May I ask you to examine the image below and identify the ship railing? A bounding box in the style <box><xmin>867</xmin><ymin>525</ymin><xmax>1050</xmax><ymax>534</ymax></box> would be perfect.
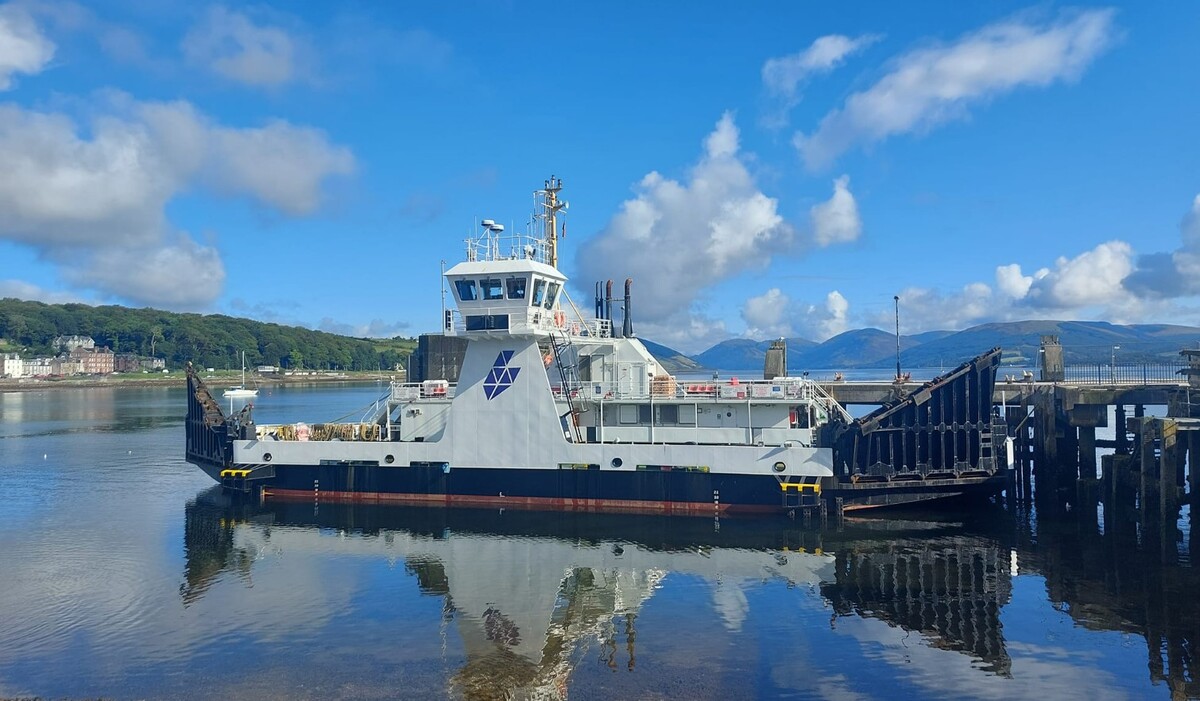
<box><xmin>465</xmin><ymin>231</ymin><xmax>549</xmax><ymax>265</ymax></box>
<box><xmin>390</xmin><ymin>381</ymin><xmax>458</xmax><ymax>402</ymax></box>
<box><xmin>551</xmin><ymin>376</ymin><xmax>850</xmax><ymax>409</ymax></box>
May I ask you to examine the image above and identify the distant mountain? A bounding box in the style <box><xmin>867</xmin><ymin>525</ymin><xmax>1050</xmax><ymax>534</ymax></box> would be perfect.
<box><xmin>640</xmin><ymin>339</ymin><xmax>699</xmax><ymax>374</ymax></box>
<box><xmin>793</xmin><ymin>328</ymin><xmax>927</xmax><ymax>370</ymax></box>
<box><xmin>901</xmin><ymin>321</ymin><xmax>1200</xmax><ymax>366</ymax></box>
<box><xmin>679</xmin><ymin>320</ymin><xmax>1200</xmax><ymax>372</ymax></box>
<box><xmin>693</xmin><ymin>337</ymin><xmax>817</xmax><ymax>372</ymax></box>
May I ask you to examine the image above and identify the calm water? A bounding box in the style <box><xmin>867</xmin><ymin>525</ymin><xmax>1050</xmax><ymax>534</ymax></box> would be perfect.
<box><xmin>1</xmin><ymin>384</ymin><xmax>1197</xmax><ymax>700</ymax></box>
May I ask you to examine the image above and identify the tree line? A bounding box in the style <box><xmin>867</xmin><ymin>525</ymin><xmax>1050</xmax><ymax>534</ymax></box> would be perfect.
<box><xmin>0</xmin><ymin>298</ymin><xmax>413</xmax><ymax>372</ymax></box>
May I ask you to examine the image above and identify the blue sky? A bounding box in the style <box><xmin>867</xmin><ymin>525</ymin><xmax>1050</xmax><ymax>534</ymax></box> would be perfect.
<box><xmin>0</xmin><ymin>2</ymin><xmax>1197</xmax><ymax>353</ymax></box>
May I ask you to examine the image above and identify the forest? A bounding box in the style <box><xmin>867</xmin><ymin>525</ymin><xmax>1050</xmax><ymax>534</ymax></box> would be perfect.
<box><xmin>0</xmin><ymin>298</ymin><xmax>414</xmax><ymax>372</ymax></box>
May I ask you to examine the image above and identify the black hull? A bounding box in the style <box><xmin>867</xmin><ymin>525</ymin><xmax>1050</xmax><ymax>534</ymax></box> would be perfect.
<box><xmin>218</xmin><ymin>462</ymin><xmax>812</xmax><ymax>515</ymax></box>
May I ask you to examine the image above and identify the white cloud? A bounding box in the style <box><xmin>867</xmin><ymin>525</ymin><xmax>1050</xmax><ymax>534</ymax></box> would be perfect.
<box><xmin>995</xmin><ymin>263</ymin><xmax>1035</xmax><ymax>299</ymax></box>
<box><xmin>1183</xmin><ymin>194</ymin><xmax>1200</xmax><ymax>248</ymax></box>
<box><xmin>883</xmin><ymin>283</ymin><xmax>995</xmax><ymax>333</ymax></box>
<box><xmin>207</xmin><ymin>119</ymin><xmax>355</xmax><ymax>215</ymax></box>
<box><xmin>742</xmin><ymin>289</ymin><xmax>850</xmax><ymax>342</ymax></box>
<box><xmin>64</xmin><ymin>236</ymin><xmax>225</xmax><ymax>309</ymax></box>
<box><xmin>1124</xmin><ymin>194</ymin><xmax>1200</xmax><ymax>298</ymax></box>
<box><xmin>1024</xmin><ymin>240</ymin><xmax>1132</xmax><ymax>308</ymax></box>
<box><xmin>0</xmin><ymin>104</ymin><xmax>176</xmax><ymax>247</ymax></box>
<box><xmin>742</xmin><ymin>288</ymin><xmax>793</xmax><ymax>338</ymax></box>
<box><xmin>0</xmin><ymin>279</ymin><xmax>84</xmax><ymax>304</ymax></box>
<box><xmin>856</xmin><ymin>241</ymin><xmax>1141</xmax><ymax>334</ymax></box>
<box><xmin>795</xmin><ymin>9</ymin><xmax>1116</xmax><ymax>169</ymax></box>
<box><xmin>575</xmin><ymin>112</ymin><xmax>796</xmax><ymax>351</ymax></box>
<box><xmin>762</xmin><ymin>34</ymin><xmax>879</xmax><ymax>127</ymax></box>
<box><xmin>820</xmin><ymin>290</ymin><xmax>850</xmax><ymax>339</ymax></box>
<box><xmin>182</xmin><ymin>6</ymin><xmax>301</xmax><ymax>87</ymax></box>
<box><xmin>0</xmin><ymin>3</ymin><xmax>54</xmax><ymax>90</ymax></box>
<box><xmin>810</xmin><ymin>175</ymin><xmax>862</xmax><ymax>246</ymax></box>
<box><xmin>763</xmin><ymin>34</ymin><xmax>880</xmax><ymax>97</ymax></box>
<box><xmin>317</xmin><ymin>317</ymin><xmax>411</xmax><ymax>338</ymax></box>
<box><xmin>0</xmin><ymin>99</ymin><xmax>354</xmax><ymax>307</ymax></box>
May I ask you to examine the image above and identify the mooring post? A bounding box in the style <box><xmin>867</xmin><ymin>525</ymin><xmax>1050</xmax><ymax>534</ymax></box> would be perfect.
<box><xmin>1138</xmin><ymin>418</ymin><xmax>1158</xmax><ymax>522</ymax></box>
<box><xmin>1190</xmin><ymin>432</ymin><xmax>1200</xmax><ymax>506</ymax></box>
<box><xmin>1078</xmin><ymin>426</ymin><xmax>1097</xmax><ymax>480</ymax></box>
<box><xmin>1115</xmin><ymin>404</ymin><xmax>1128</xmax><ymax>454</ymax></box>
<box><xmin>1160</xmin><ymin>419</ymin><xmax>1180</xmax><ymax>525</ymax></box>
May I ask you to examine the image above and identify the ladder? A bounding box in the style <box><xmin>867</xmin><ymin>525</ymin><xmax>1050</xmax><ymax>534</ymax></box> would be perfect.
<box><xmin>550</xmin><ymin>331</ymin><xmax>585</xmax><ymax>443</ymax></box>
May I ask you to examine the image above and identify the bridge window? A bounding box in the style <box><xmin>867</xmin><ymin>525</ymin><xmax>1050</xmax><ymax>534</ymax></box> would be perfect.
<box><xmin>481</xmin><ymin>278</ymin><xmax>504</xmax><ymax>300</ymax></box>
<box><xmin>465</xmin><ymin>314</ymin><xmax>510</xmax><ymax>331</ymax></box>
<box><xmin>506</xmin><ymin>276</ymin><xmax>527</xmax><ymax>299</ymax></box>
<box><xmin>531</xmin><ymin>279</ymin><xmax>547</xmax><ymax>307</ymax></box>
<box><xmin>455</xmin><ymin>279</ymin><xmax>478</xmax><ymax>302</ymax></box>
<box><xmin>543</xmin><ymin>281</ymin><xmax>561</xmax><ymax>310</ymax></box>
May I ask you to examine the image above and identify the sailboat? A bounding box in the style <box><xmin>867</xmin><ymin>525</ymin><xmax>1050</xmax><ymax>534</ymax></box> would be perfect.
<box><xmin>223</xmin><ymin>351</ymin><xmax>258</xmax><ymax>399</ymax></box>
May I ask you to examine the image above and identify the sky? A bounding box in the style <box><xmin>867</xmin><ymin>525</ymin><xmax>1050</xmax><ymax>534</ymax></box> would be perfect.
<box><xmin>0</xmin><ymin>1</ymin><xmax>1198</xmax><ymax>354</ymax></box>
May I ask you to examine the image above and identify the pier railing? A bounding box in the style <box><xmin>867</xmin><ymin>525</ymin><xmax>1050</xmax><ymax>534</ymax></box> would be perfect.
<box><xmin>1060</xmin><ymin>363</ymin><xmax>1185</xmax><ymax>385</ymax></box>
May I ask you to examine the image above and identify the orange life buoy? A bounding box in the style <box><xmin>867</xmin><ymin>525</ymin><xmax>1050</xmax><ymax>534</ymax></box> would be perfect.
<box><xmin>554</xmin><ymin>310</ymin><xmax>566</xmax><ymax>328</ymax></box>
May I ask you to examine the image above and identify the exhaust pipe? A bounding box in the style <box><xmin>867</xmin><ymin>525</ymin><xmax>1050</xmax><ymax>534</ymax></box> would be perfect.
<box><xmin>623</xmin><ymin>278</ymin><xmax>634</xmax><ymax>338</ymax></box>
<box><xmin>606</xmin><ymin>280</ymin><xmax>619</xmax><ymax>337</ymax></box>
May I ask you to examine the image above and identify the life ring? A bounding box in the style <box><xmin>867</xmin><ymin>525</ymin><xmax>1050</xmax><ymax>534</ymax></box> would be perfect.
<box><xmin>553</xmin><ymin>310</ymin><xmax>566</xmax><ymax>328</ymax></box>
<box><xmin>569</xmin><ymin>322</ymin><xmax>581</xmax><ymax>335</ymax></box>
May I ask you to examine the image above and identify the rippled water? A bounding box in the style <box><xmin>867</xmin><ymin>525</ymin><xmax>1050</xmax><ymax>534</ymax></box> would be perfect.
<box><xmin>0</xmin><ymin>384</ymin><xmax>1197</xmax><ymax>700</ymax></box>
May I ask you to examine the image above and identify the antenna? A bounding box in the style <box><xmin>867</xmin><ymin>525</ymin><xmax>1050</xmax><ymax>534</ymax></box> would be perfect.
<box><xmin>894</xmin><ymin>295</ymin><xmax>902</xmax><ymax>381</ymax></box>
<box><xmin>540</xmin><ymin>176</ymin><xmax>566</xmax><ymax>268</ymax></box>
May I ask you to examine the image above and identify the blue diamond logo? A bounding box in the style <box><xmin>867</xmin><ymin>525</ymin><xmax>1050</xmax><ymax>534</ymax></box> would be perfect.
<box><xmin>483</xmin><ymin>351</ymin><xmax>521</xmax><ymax>400</ymax></box>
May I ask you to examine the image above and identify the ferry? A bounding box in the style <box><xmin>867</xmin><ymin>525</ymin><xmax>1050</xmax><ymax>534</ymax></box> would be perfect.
<box><xmin>185</xmin><ymin>177</ymin><xmax>852</xmax><ymax>514</ymax></box>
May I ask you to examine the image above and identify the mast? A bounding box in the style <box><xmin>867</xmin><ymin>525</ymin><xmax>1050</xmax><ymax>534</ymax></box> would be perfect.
<box><xmin>541</xmin><ymin>176</ymin><xmax>566</xmax><ymax>268</ymax></box>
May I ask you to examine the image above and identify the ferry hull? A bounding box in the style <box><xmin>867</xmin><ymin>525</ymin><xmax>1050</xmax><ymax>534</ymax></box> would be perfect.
<box><xmin>221</xmin><ymin>463</ymin><xmax>811</xmax><ymax>515</ymax></box>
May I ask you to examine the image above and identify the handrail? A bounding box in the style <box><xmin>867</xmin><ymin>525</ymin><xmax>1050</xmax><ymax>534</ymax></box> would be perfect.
<box><xmin>389</xmin><ymin>376</ymin><xmax>852</xmax><ymax>406</ymax></box>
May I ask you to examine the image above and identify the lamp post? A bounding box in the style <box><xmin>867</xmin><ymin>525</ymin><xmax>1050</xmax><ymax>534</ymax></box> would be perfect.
<box><xmin>893</xmin><ymin>295</ymin><xmax>901</xmax><ymax>381</ymax></box>
<box><xmin>1111</xmin><ymin>345</ymin><xmax>1120</xmax><ymax>384</ymax></box>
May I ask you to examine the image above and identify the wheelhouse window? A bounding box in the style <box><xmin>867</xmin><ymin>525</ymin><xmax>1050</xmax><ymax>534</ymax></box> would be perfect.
<box><xmin>481</xmin><ymin>278</ymin><xmax>504</xmax><ymax>300</ymax></box>
<box><xmin>506</xmin><ymin>277</ymin><xmax>527</xmax><ymax>299</ymax></box>
<box><xmin>531</xmin><ymin>279</ymin><xmax>547</xmax><ymax>307</ymax></box>
<box><xmin>455</xmin><ymin>279</ymin><xmax>478</xmax><ymax>302</ymax></box>
<box><xmin>543</xmin><ymin>281</ymin><xmax>561</xmax><ymax>309</ymax></box>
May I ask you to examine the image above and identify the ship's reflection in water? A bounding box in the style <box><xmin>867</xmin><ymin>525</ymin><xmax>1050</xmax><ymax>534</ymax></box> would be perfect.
<box><xmin>175</xmin><ymin>491</ymin><xmax>1197</xmax><ymax>699</ymax></box>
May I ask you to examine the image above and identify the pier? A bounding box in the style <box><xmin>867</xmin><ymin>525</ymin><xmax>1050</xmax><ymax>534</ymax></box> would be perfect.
<box><xmin>820</xmin><ymin>336</ymin><xmax>1200</xmax><ymax>544</ymax></box>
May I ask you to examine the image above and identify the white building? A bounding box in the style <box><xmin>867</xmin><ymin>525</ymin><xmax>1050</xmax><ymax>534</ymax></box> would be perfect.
<box><xmin>2</xmin><ymin>353</ymin><xmax>22</xmax><ymax>378</ymax></box>
<box><xmin>54</xmin><ymin>335</ymin><xmax>95</xmax><ymax>352</ymax></box>
<box><xmin>23</xmin><ymin>357</ymin><xmax>53</xmax><ymax>377</ymax></box>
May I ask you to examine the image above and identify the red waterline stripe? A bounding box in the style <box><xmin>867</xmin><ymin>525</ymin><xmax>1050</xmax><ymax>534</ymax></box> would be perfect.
<box><xmin>262</xmin><ymin>488</ymin><xmax>783</xmax><ymax>515</ymax></box>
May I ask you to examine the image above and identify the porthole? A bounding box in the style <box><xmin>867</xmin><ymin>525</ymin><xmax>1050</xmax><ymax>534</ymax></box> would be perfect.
<box><xmin>773</xmin><ymin>461</ymin><xmax>786</xmax><ymax>473</ymax></box>
<box><xmin>263</xmin><ymin>453</ymin><xmax>273</xmax><ymax>462</ymax></box>
<box><xmin>385</xmin><ymin>454</ymin><xmax>395</xmax><ymax>464</ymax></box>
<box><xmin>611</xmin><ymin>457</ymin><xmax>623</xmax><ymax>468</ymax></box>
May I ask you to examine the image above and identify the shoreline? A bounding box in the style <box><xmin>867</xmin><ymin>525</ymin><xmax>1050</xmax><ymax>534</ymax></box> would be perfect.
<box><xmin>0</xmin><ymin>372</ymin><xmax>399</xmax><ymax>393</ymax></box>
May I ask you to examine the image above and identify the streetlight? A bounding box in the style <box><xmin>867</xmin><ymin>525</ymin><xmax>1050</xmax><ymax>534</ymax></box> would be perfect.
<box><xmin>1111</xmin><ymin>345</ymin><xmax>1120</xmax><ymax>384</ymax></box>
<box><xmin>893</xmin><ymin>295</ymin><xmax>901</xmax><ymax>381</ymax></box>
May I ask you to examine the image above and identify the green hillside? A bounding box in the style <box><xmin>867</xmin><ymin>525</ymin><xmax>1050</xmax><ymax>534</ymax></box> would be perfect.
<box><xmin>0</xmin><ymin>298</ymin><xmax>414</xmax><ymax>371</ymax></box>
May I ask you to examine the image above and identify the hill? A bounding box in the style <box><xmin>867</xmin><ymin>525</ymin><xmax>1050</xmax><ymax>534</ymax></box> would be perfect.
<box><xmin>900</xmin><ymin>321</ymin><xmax>1200</xmax><ymax>367</ymax></box>
<box><xmin>640</xmin><ymin>339</ymin><xmax>700</xmax><ymax>374</ymax></box>
<box><xmin>0</xmin><ymin>298</ymin><xmax>414</xmax><ymax>371</ymax></box>
<box><xmin>694</xmin><ymin>337</ymin><xmax>817</xmax><ymax>372</ymax></box>
<box><xmin>683</xmin><ymin>320</ymin><xmax>1200</xmax><ymax>371</ymax></box>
